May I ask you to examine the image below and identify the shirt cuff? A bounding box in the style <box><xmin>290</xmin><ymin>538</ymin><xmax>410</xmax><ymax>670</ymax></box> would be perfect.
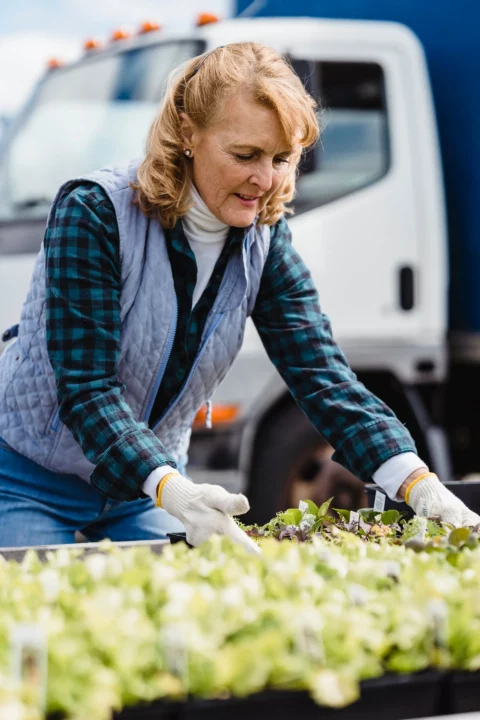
<box><xmin>142</xmin><ymin>465</ymin><xmax>179</xmax><ymax>504</ymax></box>
<box><xmin>372</xmin><ymin>452</ymin><xmax>428</xmax><ymax>501</ymax></box>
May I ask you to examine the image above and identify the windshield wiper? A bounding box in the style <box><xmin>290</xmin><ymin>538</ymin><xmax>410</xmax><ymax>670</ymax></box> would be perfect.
<box><xmin>13</xmin><ymin>196</ymin><xmax>52</xmax><ymax>211</ymax></box>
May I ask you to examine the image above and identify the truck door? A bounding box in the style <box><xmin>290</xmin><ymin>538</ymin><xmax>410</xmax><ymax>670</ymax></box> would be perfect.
<box><xmin>286</xmin><ymin>40</ymin><xmax>427</xmax><ymax>373</ymax></box>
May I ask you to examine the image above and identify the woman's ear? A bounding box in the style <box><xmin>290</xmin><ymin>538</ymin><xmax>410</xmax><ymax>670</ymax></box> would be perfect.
<box><xmin>179</xmin><ymin>112</ymin><xmax>196</xmax><ymax>152</ymax></box>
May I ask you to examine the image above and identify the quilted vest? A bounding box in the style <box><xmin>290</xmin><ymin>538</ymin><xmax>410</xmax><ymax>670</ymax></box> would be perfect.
<box><xmin>0</xmin><ymin>160</ymin><xmax>270</xmax><ymax>482</ymax></box>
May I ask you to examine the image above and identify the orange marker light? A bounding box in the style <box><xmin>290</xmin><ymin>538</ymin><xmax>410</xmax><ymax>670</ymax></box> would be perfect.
<box><xmin>196</xmin><ymin>13</ymin><xmax>220</xmax><ymax>26</ymax></box>
<box><xmin>83</xmin><ymin>38</ymin><xmax>102</xmax><ymax>51</ymax></box>
<box><xmin>47</xmin><ymin>58</ymin><xmax>64</xmax><ymax>70</ymax></box>
<box><xmin>110</xmin><ymin>28</ymin><xmax>130</xmax><ymax>42</ymax></box>
<box><xmin>193</xmin><ymin>403</ymin><xmax>239</xmax><ymax>429</ymax></box>
<box><xmin>139</xmin><ymin>20</ymin><xmax>161</xmax><ymax>34</ymax></box>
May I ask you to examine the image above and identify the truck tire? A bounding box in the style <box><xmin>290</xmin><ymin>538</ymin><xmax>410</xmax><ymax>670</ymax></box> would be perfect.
<box><xmin>245</xmin><ymin>401</ymin><xmax>365</xmax><ymax>525</ymax></box>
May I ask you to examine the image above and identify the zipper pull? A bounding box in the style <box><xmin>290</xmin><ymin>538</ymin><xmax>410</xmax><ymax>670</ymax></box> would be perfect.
<box><xmin>205</xmin><ymin>400</ymin><xmax>212</xmax><ymax>429</ymax></box>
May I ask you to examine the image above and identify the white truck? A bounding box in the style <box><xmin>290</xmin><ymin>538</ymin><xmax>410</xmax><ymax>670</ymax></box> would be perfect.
<box><xmin>0</xmin><ymin>16</ymin><xmax>450</xmax><ymax>522</ymax></box>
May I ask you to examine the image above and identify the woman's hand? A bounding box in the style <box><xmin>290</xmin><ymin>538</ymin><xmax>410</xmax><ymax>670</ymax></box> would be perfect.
<box><xmin>400</xmin><ymin>470</ymin><xmax>480</xmax><ymax>527</ymax></box>
<box><xmin>158</xmin><ymin>473</ymin><xmax>261</xmax><ymax>554</ymax></box>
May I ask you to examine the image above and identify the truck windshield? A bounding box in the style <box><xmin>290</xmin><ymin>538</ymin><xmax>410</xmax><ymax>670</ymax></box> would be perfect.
<box><xmin>0</xmin><ymin>40</ymin><xmax>202</xmax><ymax>220</ymax></box>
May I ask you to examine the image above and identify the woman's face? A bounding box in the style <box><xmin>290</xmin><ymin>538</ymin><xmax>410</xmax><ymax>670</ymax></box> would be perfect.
<box><xmin>183</xmin><ymin>92</ymin><xmax>294</xmax><ymax>227</ymax></box>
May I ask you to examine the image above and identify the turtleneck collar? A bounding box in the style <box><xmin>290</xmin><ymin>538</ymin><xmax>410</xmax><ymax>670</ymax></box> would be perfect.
<box><xmin>182</xmin><ymin>184</ymin><xmax>229</xmax><ymax>244</ymax></box>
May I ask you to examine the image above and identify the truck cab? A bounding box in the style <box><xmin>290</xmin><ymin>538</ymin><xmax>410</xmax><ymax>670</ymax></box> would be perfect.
<box><xmin>0</xmin><ymin>17</ymin><xmax>448</xmax><ymax>521</ymax></box>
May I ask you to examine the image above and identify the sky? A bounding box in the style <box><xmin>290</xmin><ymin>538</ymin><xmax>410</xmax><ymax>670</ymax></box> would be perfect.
<box><xmin>0</xmin><ymin>0</ymin><xmax>234</xmax><ymax>116</ymax></box>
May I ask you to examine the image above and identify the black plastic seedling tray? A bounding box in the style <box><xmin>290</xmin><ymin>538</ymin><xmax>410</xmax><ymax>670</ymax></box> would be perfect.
<box><xmin>113</xmin><ymin>700</ymin><xmax>179</xmax><ymax>719</ymax></box>
<box><xmin>447</xmin><ymin>671</ymin><xmax>480</xmax><ymax>714</ymax></box>
<box><xmin>18</xmin><ymin>536</ymin><xmax>480</xmax><ymax>720</ymax></box>
<box><xmin>180</xmin><ymin>672</ymin><xmax>445</xmax><ymax>720</ymax></box>
<box><xmin>76</xmin><ymin>671</ymin><xmax>444</xmax><ymax>720</ymax></box>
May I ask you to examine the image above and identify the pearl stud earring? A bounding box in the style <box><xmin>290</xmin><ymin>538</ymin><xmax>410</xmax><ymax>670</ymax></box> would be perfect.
<box><xmin>184</xmin><ymin>148</ymin><xmax>192</xmax><ymax>157</ymax></box>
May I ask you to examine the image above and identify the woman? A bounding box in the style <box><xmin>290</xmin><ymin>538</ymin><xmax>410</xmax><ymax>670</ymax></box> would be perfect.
<box><xmin>0</xmin><ymin>43</ymin><xmax>477</xmax><ymax>551</ymax></box>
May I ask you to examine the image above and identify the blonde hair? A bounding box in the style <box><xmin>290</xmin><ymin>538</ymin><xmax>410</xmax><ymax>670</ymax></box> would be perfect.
<box><xmin>133</xmin><ymin>42</ymin><xmax>319</xmax><ymax>228</ymax></box>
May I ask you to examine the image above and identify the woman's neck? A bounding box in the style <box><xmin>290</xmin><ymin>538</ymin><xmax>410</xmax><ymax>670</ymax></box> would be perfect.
<box><xmin>182</xmin><ymin>184</ymin><xmax>229</xmax><ymax>244</ymax></box>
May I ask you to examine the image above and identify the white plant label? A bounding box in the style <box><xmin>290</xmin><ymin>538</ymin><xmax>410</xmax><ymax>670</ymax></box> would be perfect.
<box><xmin>10</xmin><ymin>623</ymin><xmax>47</xmax><ymax>711</ymax></box>
<box><xmin>374</xmin><ymin>491</ymin><xmax>386</xmax><ymax>512</ymax></box>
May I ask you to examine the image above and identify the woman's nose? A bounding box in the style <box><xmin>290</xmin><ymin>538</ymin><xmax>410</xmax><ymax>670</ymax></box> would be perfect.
<box><xmin>249</xmin><ymin>160</ymin><xmax>274</xmax><ymax>192</ymax></box>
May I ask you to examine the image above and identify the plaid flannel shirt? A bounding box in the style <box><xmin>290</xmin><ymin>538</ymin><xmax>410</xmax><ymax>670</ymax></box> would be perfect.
<box><xmin>44</xmin><ymin>183</ymin><xmax>416</xmax><ymax>500</ymax></box>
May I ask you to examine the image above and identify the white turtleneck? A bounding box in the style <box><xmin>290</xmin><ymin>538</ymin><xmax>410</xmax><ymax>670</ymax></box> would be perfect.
<box><xmin>182</xmin><ymin>184</ymin><xmax>230</xmax><ymax>308</ymax></box>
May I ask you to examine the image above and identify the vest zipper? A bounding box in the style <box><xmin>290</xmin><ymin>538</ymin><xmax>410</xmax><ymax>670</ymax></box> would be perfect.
<box><xmin>153</xmin><ymin>312</ymin><xmax>224</xmax><ymax>433</ymax></box>
<box><xmin>143</xmin><ymin>299</ymin><xmax>179</xmax><ymax>423</ymax></box>
<box><xmin>51</xmin><ymin>409</ymin><xmax>61</xmax><ymax>432</ymax></box>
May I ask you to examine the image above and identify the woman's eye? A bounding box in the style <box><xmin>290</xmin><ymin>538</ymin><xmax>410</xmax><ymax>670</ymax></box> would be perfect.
<box><xmin>235</xmin><ymin>153</ymin><xmax>290</xmax><ymax>165</ymax></box>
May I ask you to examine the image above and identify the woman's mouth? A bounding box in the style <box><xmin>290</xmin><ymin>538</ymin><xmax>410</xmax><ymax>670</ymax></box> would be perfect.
<box><xmin>234</xmin><ymin>193</ymin><xmax>259</xmax><ymax>207</ymax></box>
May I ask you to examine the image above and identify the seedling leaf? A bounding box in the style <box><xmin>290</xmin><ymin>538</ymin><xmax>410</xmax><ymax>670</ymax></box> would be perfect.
<box><xmin>449</xmin><ymin>527</ymin><xmax>471</xmax><ymax>547</ymax></box>
<box><xmin>381</xmin><ymin>510</ymin><xmax>401</xmax><ymax>526</ymax></box>
<box><xmin>318</xmin><ymin>497</ymin><xmax>334</xmax><ymax>518</ymax></box>
<box><xmin>334</xmin><ymin>509</ymin><xmax>351</xmax><ymax>522</ymax></box>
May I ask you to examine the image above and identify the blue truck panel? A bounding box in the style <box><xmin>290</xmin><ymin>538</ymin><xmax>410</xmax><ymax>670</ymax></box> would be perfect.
<box><xmin>236</xmin><ymin>0</ymin><xmax>480</xmax><ymax>333</ymax></box>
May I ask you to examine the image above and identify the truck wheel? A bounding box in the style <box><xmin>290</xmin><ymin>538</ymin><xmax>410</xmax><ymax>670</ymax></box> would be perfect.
<box><xmin>245</xmin><ymin>401</ymin><xmax>365</xmax><ymax>525</ymax></box>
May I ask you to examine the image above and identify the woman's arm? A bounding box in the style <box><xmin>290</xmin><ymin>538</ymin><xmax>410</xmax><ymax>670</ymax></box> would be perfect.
<box><xmin>45</xmin><ymin>183</ymin><xmax>176</xmax><ymax>501</ymax></box>
<box><xmin>252</xmin><ymin>219</ymin><xmax>480</xmax><ymax>526</ymax></box>
<box><xmin>251</xmin><ymin>218</ymin><xmax>421</xmax><ymax>496</ymax></box>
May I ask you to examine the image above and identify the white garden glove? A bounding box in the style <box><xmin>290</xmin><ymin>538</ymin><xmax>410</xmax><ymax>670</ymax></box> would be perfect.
<box><xmin>406</xmin><ymin>473</ymin><xmax>480</xmax><ymax>528</ymax></box>
<box><xmin>158</xmin><ymin>472</ymin><xmax>261</xmax><ymax>555</ymax></box>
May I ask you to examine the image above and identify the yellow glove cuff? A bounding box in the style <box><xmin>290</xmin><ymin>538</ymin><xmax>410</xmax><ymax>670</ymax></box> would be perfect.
<box><xmin>155</xmin><ymin>472</ymin><xmax>179</xmax><ymax>508</ymax></box>
<box><xmin>404</xmin><ymin>472</ymin><xmax>437</xmax><ymax>505</ymax></box>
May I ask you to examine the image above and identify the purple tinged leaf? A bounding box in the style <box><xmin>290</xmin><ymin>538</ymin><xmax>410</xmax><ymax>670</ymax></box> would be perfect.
<box><xmin>278</xmin><ymin>525</ymin><xmax>298</xmax><ymax>541</ymax></box>
<box><xmin>359</xmin><ymin>519</ymin><xmax>372</xmax><ymax>535</ymax></box>
<box><xmin>346</xmin><ymin>514</ymin><xmax>359</xmax><ymax>533</ymax></box>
